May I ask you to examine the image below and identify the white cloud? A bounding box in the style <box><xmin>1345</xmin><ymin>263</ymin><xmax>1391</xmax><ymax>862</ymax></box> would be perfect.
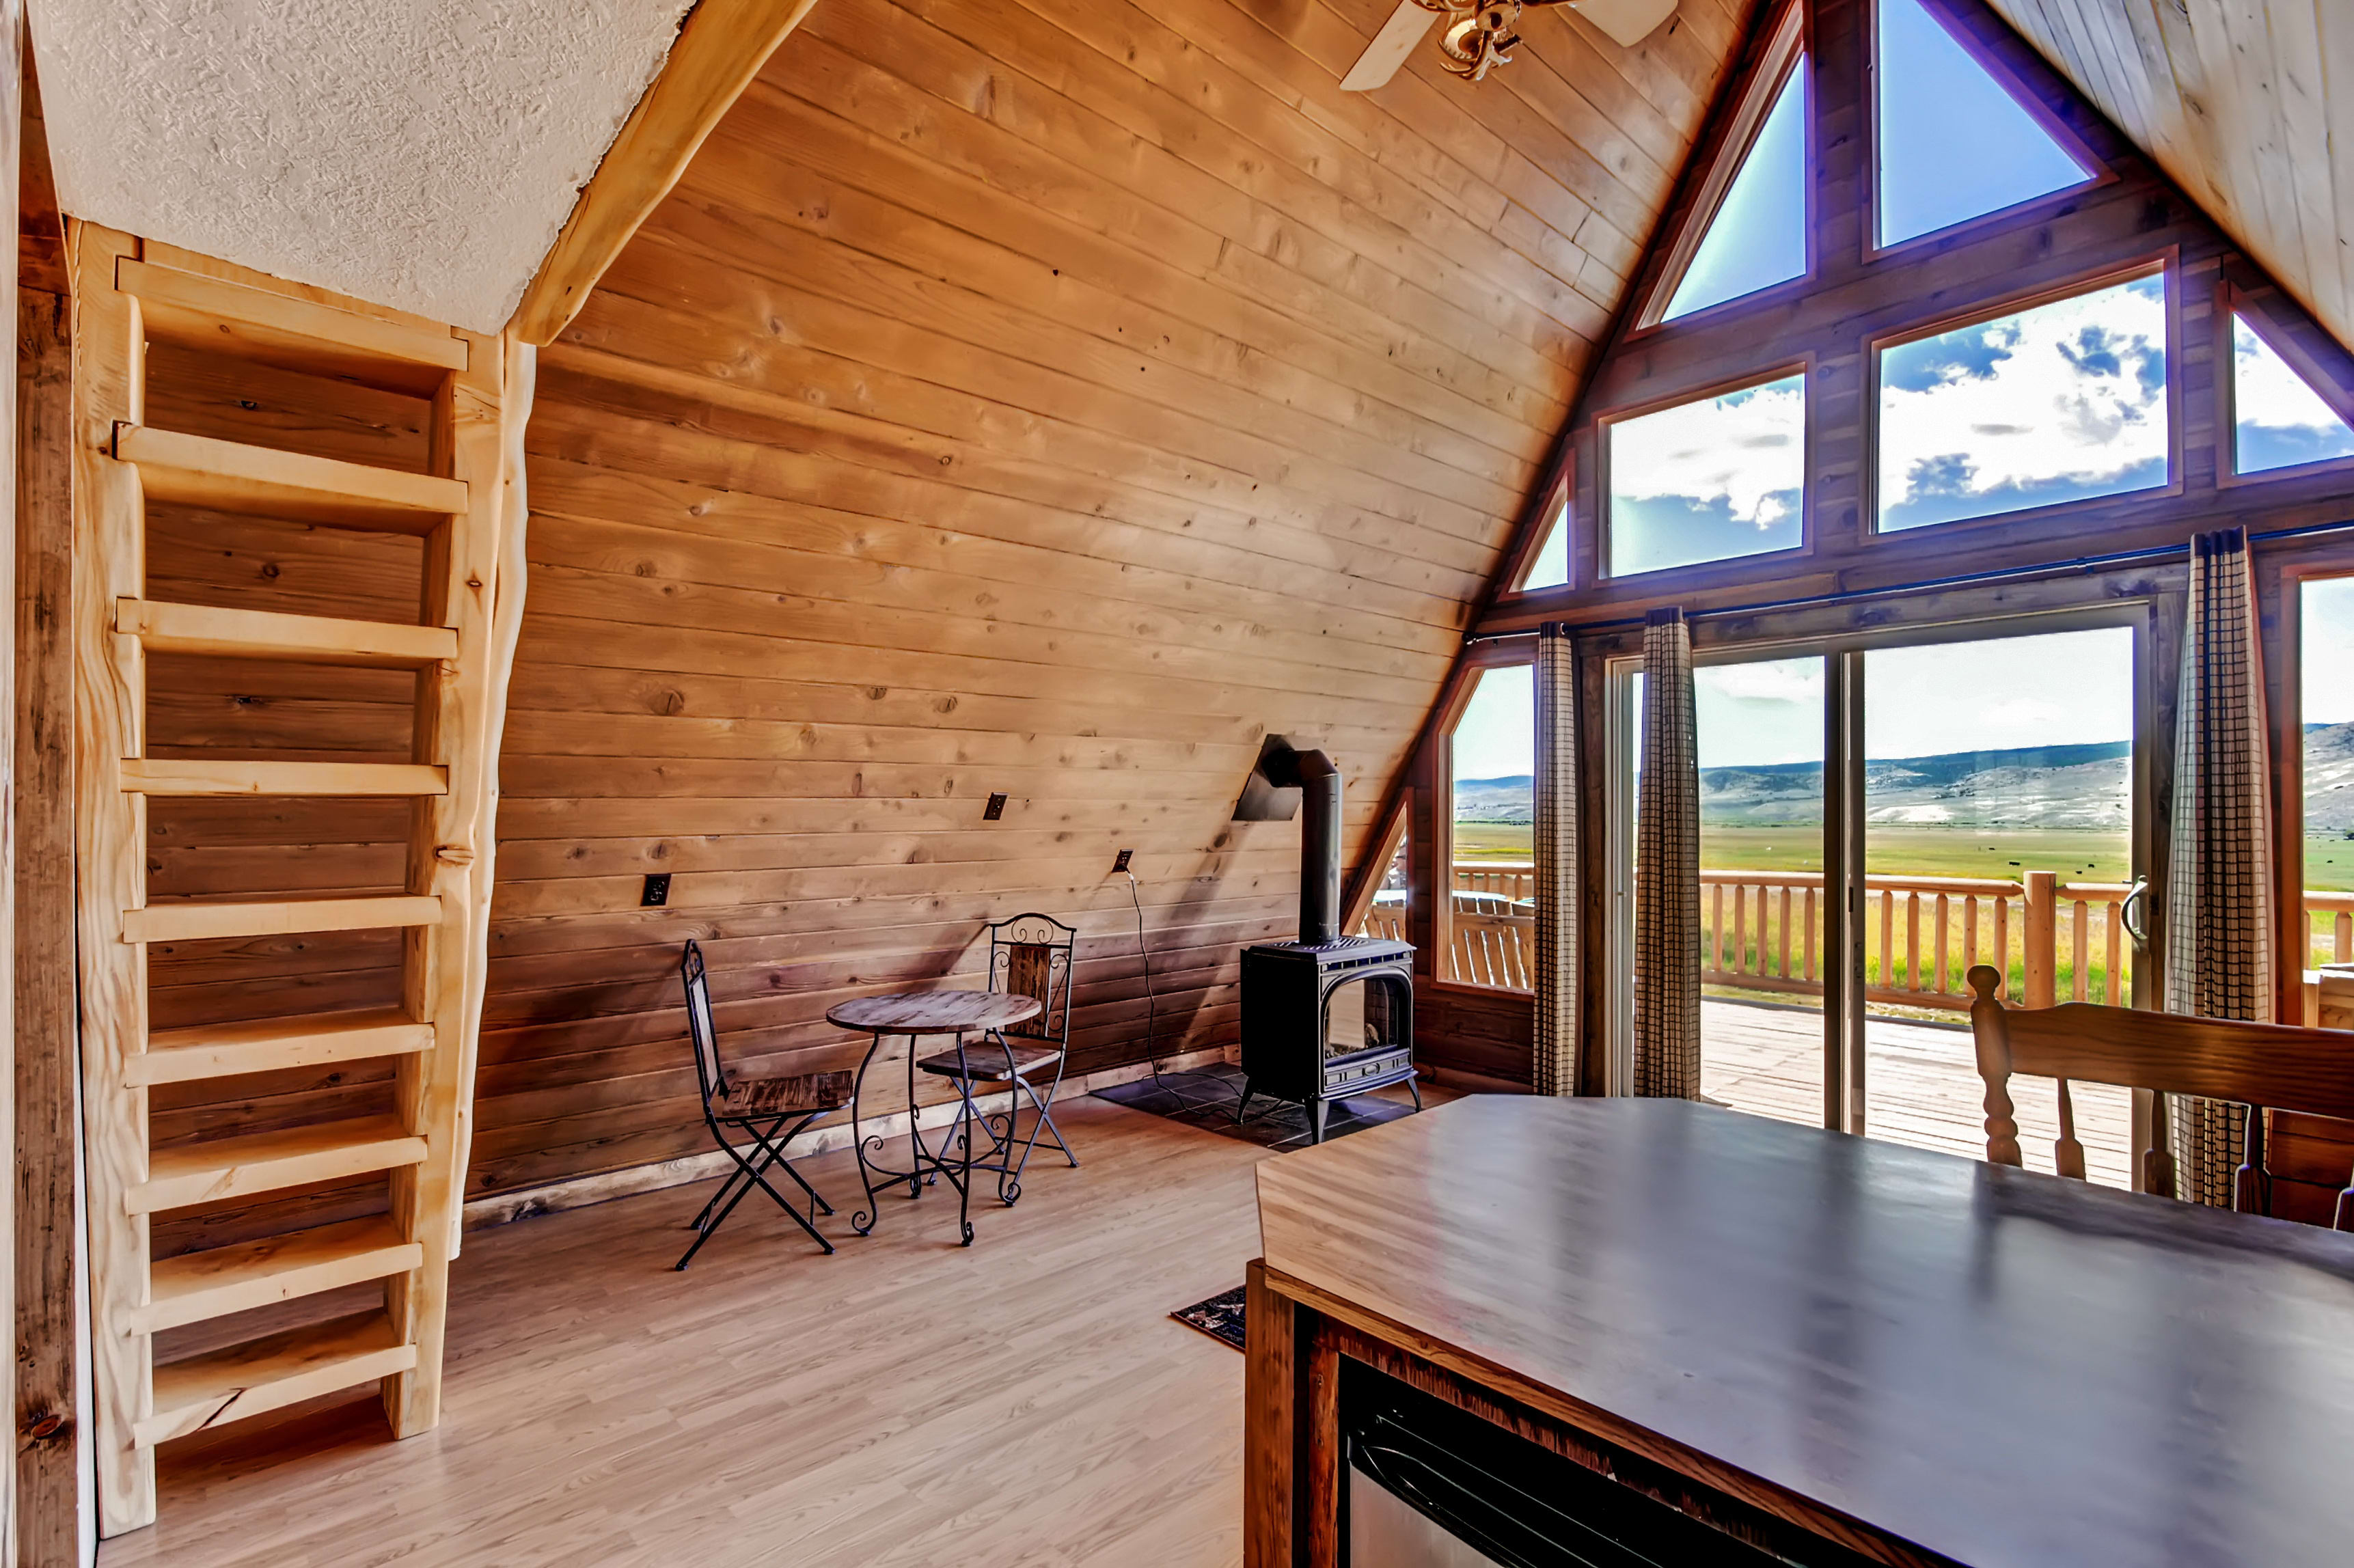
<box><xmin>1611</xmin><ymin>376</ymin><xmax>1805</xmax><ymax>529</ymax></box>
<box><xmin>1878</xmin><ymin>280</ymin><xmax>2165</xmax><ymax>511</ymax></box>
<box><xmin>2235</xmin><ymin>316</ymin><xmax>2348</xmax><ymax>434</ymax></box>
<box><xmin>1703</xmin><ymin>659</ymin><xmax>1823</xmax><ymax>704</ymax></box>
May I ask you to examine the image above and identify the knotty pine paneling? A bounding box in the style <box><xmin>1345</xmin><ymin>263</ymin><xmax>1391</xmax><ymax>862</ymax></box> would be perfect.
<box><xmin>1984</xmin><ymin>0</ymin><xmax>2354</xmax><ymax>361</ymax></box>
<box><xmin>462</xmin><ymin>0</ymin><xmax>1755</xmax><ymax>1196</ymax></box>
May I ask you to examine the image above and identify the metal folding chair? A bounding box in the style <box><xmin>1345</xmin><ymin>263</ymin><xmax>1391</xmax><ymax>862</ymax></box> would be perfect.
<box><xmin>676</xmin><ymin>939</ymin><xmax>854</xmax><ymax>1270</ymax></box>
<box><xmin>916</xmin><ymin>912</ymin><xmax>1080</xmax><ymax>1202</ymax></box>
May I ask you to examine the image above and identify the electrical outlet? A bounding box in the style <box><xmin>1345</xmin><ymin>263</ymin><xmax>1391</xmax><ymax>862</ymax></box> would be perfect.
<box><xmin>1112</xmin><ymin>849</ymin><xmax>1133</xmax><ymax>875</ymax></box>
<box><xmin>983</xmin><ymin>792</ymin><xmax>1007</xmax><ymax>821</ymax></box>
<box><xmin>641</xmin><ymin>873</ymin><xmax>672</xmax><ymax>907</ymax></box>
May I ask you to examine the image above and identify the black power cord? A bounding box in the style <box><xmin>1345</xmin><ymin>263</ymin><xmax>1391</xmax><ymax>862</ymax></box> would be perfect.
<box><xmin>1128</xmin><ymin>870</ymin><xmax>1232</xmax><ymax>1110</ymax></box>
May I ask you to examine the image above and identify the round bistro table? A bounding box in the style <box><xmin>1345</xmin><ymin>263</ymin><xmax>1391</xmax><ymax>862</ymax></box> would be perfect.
<box><xmin>825</xmin><ymin>989</ymin><xmax>1043</xmax><ymax>1246</ymax></box>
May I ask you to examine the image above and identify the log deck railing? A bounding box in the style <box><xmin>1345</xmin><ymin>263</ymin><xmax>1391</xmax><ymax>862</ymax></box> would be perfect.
<box><xmin>1364</xmin><ymin>863</ymin><xmax>2354</xmax><ymax>1007</ymax></box>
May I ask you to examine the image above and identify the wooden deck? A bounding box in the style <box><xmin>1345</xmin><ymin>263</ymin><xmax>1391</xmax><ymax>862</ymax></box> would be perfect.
<box><xmin>1701</xmin><ymin>1000</ymin><xmax>2135</xmax><ymax>1189</ymax></box>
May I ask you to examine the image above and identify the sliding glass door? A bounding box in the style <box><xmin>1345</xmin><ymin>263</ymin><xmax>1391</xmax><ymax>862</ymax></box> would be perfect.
<box><xmin>1861</xmin><ymin>627</ymin><xmax>2137</xmax><ymax>1183</ymax></box>
<box><xmin>1610</xmin><ymin>612</ymin><xmax>2148</xmax><ymax>1184</ymax></box>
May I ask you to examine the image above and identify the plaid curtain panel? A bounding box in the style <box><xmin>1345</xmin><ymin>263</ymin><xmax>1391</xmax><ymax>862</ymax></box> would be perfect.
<box><xmin>1636</xmin><ymin>609</ymin><xmax>1701</xmax><ymax>1099</ymax></box>
<box><xmin>1533</xmin><ymin>623</ymin><xmax>1579</xmax><ymax>1095</ymax></box>
<box><xmin>2164</xmin><ymin>527</ymin><xmax>2275</xmax><ymax>1205</ymax></box>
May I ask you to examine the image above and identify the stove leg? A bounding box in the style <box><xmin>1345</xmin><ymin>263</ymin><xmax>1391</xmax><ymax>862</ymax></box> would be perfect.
<box><xmin>1408</xmin><ymin>1074</ymin><xmax>1424</xmax><ymax>1112</ymax></box>
<box><xmin>1235</xmin><ymin>1079</ymin><xmax>1255</xmax><ymax>1125</ymax></box>
<box><xmin>1310</xmin><ymin>1098</ymin><xmax>1328</xmax><ymax>1144</ymax></box>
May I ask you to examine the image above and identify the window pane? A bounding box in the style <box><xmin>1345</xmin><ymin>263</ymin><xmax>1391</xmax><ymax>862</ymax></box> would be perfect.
<box><xmin>1864</xmin><ymin>627</ymin><xmax>2135</xmax><ymax>1183</ymax></box>
<box><xmin>1519</xmin><ymin>495</ymin><xmax>1569</xmax><ymax>590</ymax></box>
<box><xmin>1876</xmin><ymin>274</ymin><xmax>2167</xmax><ymax>533</ymax></box>
<box><xmin>1875</xmin><ymin>0</ymin><xmax>2092</xmax><ymax>246</ymax></box>
<box><xmin>2302</xmin><ymin>578</ymin><xmax>2354</xmax><ymax>970</ymax></box>
<box><xmin>2234</xmin><ymin>315</ymin><xmax>2354</xmax><ymax>475</ymax></box>
<box><xmin>1358</xmin><ymin>818</ymin><xmax>1411</xmax><ymax>941</ymax></box>
<box><xmin>1663</xmin><ymin>61</ymin><xmax>1807</xmax><ymax>321</ymax></box>
<box><xmin>1448</xmin><ymin>665</ymin><xmax>1534</xmax><ymax>989</ymax></box>
<box><xmin>1693</xmin><ymin>657</ymin><xmax>1826</xmax><ymax>1129</ymax></box>
<box><xmin>1607</xmin><ymin>374</ymin><xmax>1805</xmax><ymax>577</ymax></box>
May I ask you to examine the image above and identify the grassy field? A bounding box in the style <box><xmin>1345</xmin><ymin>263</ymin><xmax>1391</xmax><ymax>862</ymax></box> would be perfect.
<box><xmin>1454</xmin><ymin>823</ymin><xmax>2137</xmax><ymax>880</ymax></box>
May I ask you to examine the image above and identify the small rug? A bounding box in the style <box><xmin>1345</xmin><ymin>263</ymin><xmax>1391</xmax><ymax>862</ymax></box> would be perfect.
<box><xmin>1171</xmin><ymin>1285</ymin><xmax>1246</xmax><ymax>1351</ymax></box>
<box><xmin>1095</xmin><ymin>1061</ymin><xmax>1417</xmax><ymax>1150</ymax></box>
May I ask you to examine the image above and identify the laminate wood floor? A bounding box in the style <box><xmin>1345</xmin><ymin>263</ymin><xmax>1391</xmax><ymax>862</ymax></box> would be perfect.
<box><xmin>99</xmin><ymin>1097</ymin><xmax>1271</xmax><ymax>1568</ymax></box>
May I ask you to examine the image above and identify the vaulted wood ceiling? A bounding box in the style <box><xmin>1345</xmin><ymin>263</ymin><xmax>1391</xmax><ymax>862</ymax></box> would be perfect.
<box><xmin>1985</xmin><ymin>0</ymin><xmax>2354</xmax><ymax>357</ymax></box>
<box><xmin>465</xmin><ymin>0</ymin><xmax>1762</xmax><ymax>1191</ymax></box>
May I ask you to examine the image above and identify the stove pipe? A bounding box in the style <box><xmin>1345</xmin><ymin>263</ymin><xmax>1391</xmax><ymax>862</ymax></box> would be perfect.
<box><xmin>1269</xmin><ymin>746</ymin><xmax>1342</xmax><ymax>944</ymax></box>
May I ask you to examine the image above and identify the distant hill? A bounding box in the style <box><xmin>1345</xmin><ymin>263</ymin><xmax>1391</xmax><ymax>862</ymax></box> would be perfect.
<box><xmin>1453</xmin><ymin>722</ymin><xmax>2354</xmax><ymax>832</ymax></box>
<box><xmin>2309</xmin><ymin>721</ymin><xmax>2354</xmax><ymax>832</ymax></box>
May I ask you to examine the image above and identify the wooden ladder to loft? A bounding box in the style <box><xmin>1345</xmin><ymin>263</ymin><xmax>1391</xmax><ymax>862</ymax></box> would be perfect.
<box><xmin>70</xmin><ymin>223</ymin><xmax>515</xmax><ymax>1535</ymax></box>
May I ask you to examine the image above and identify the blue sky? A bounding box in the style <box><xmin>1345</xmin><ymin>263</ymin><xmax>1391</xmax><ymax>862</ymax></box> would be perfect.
<box><xmin>1610</xmin><ymin>375</ymin><xmax>1805</xmax><ymax>576</ymax></box>
<box><xmin>1876</xmin><ymin>0</ymin><xmax>2091</xmax><ymax>245</ymax></box>
<box><xmin>1877</xmin><ymin>275</ymin><xmax>2169</xmax><ymax>530</ymax></box>
<box><xmin>1663</xmin><ymin>61</ymin><xmax>1806</xmax><ymax>321</ymax></box>
<box><xmin>2234</xmin><ymin>316</ymin><xmax>2354</xmax><ymax>475</ymax></box>
<box><xmin>2309</xmin><ymin>579</ymin><xmax>2354</xmax><ymax>727</ymax></box>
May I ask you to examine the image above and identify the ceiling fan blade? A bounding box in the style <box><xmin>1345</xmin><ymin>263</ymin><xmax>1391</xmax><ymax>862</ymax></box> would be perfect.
<box><xmin>1341</xmin><ymin>0</ymin><xmax>1438</xmax><ymax>92</ymax></box>
<box><xmin>1568</xmin><ymin>0</ymin><xmax>1678</xmax><ymax>48</ymax></box>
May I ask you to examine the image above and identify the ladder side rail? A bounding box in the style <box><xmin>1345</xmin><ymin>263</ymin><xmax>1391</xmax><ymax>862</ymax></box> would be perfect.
<box><xmin>383</xmin><ymin>329</ymin><xmax>502</xmax><ymax>1436</ymax></box>
<box><xmin>68</xmin><ymin>221</ymin><xmax>156</xmax><ymax>1537</ymax></box>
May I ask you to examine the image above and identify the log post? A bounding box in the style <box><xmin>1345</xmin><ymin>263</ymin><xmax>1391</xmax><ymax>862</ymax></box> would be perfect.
<box><xmin>2023</xmin><ymin>871</ymin><xmax>2057</xmax><ymax>1009</ymax></box>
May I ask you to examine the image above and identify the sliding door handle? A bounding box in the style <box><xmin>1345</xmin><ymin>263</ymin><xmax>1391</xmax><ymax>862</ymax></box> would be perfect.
<box><xmin>2120</xmin><ymin>877</ymin><xmax>2151</xmax><ymax>948</ymax></box>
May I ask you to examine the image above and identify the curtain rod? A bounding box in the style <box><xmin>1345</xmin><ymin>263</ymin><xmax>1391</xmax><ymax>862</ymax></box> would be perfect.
<box><xmin>1460</xmin><ymin>514</ymin><xmax>2354</xmax><ymax>646</ymax></box>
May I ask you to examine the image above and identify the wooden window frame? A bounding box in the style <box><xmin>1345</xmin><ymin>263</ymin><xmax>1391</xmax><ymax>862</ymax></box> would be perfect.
<box><xmin>1492</xmin><ymin>462</ymin><xmax>1575</xmax><ymax>600</ymax></box>
<box><xmin>1862</xmin><ymin>253</ymin><xmax>2180</xmax><ymax>545</ymax></box>
<box><xmin>2215</xmin><ymin>281</ymin><xmax>2354</xmax><ymax>493</ymax></box>
<box><xmin>1629</xmin><ymin>0</ymin><xmax>1812</xmax><ymax>338</ymax></box>
<box><xmin>1432</xmin><ymin>644</ymin><xmax>1538</xmax><ymax>995</ymax></box>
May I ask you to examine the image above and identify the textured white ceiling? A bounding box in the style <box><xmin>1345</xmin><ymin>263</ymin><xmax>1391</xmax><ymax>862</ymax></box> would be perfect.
<box><xmin>31</xmin><ymin>0</ymin><xmax>696</xmax><ymax>331</ymax></box>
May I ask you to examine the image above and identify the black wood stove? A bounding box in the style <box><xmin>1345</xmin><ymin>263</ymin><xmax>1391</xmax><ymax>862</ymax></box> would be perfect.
<box><xmin>1234</xmin><ymin>739</ymin><xmax>1418</xmax><ymax>1142</ymax></box>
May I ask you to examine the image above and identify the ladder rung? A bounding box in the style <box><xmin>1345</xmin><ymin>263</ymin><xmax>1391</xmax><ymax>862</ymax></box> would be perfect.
<box><xmin>117</xmin><ymin>598</ymin><xmax>457</xmax><ymax>667</ymax></box>
<box><xmin>139</xmin><ymin>1310</ymin><xmax>415</xmax><ymax>1448</ymax></box>
<box><xmin>129</xmin><ymin>1115</ymin><xmax>427</xmax><ymax>1215</ymax></box>
<box><xmin>123</xmin><ymin>894</ymin><xmax>441</xmax><ymax>944</ymax></box>
<box><xmin>128</xmin><ymin>1218</ymin><xmax>422</xmax><ymax>1336</ymax></box>
<box><xmin>119</xmin><ymin>257</ymin><xmax>466</xmax><ymax>393</ymax></box>
<box><xmin>114</xmin><ymin>424</ymin><xmax>467</xmax><ymax>532</ymax></box>
<box><xmin>131</xmin><ymin>1006</ymin><xmax>435</xmax><ymax>1086</ymax></box>
<box><xmin>120</xmin><ymin>759</ymin><xmax>448</xmax><ymax>798</ymax></box>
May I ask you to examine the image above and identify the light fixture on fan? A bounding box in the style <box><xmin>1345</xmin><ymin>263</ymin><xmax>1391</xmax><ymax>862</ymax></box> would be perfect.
<box><xmin>1339</xmin><ymin>0</ymin><xmax>1678</xmax><ymax>90</ymax></box>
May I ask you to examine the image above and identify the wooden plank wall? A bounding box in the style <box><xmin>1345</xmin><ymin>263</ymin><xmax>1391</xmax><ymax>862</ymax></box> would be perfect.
<box><xmin>475</xmin><ymin>0</ymin><xmax>1756</xmax><ymax>1194</ymax></box>
<box><xmin>136</xmin><ymin>0</ymin><xmax>1757</xmax><ymax>1210</ymax></box>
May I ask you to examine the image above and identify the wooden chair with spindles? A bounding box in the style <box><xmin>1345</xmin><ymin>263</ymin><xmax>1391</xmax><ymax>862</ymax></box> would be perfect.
<box><xmin>1965</xmin><ymin>965</ymin><xmax>2354</xmax><ymax>1227</ymax></box>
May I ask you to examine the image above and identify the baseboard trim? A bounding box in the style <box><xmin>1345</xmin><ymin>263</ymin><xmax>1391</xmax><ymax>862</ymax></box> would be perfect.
<box><xmin>460</xmin><ymin>1045</ymin><xmax>1239</xmax><ymax>1233</ymax></box>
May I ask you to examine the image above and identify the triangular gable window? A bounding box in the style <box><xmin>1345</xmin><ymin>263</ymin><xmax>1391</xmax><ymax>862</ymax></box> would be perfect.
<box><xmin>1658</xmin><ymin>59</ymin><xmax>1808</xmax><ymax>322</ymax></box>
<box><xmin>1874</xmin><ymin>0</ymin><xmax>2094</xmax><ymax>247</ymax></box>
<box><xmin>2233</xmin><ymin>314</ymin><xmax>2354</xmax><ymax>476</ymax></box>
<box><xmin>1517</xmin><ymin>494</ymin><xmax>1570</xmax><ymax>590</ymax></box>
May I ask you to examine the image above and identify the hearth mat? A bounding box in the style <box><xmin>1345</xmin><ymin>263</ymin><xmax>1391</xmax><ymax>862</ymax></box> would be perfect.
<box><xmin>1171</xmin><ymin>1286</ymin><xmax>1246</xmax><ymax>1351</ymax></box>
<box><xmin>1093</xmin><ymin>1062</ymin><xmax>1415</xmax><ymax>1150</ymax></box>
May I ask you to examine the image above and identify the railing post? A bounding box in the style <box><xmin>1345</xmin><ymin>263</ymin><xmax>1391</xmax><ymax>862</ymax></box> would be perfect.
<box><xmin>2024</xmin><ymin>870</ymin><xmax>2057</xmax><ymax>1009</ymax></box>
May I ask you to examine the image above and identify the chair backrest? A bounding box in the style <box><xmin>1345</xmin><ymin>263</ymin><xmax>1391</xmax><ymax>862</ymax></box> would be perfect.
<box><xmin>988</xmin><ymin>912</ymin><xmax>1077</xmax><ymax>1044</ymax></box>
<box><xmin>1965</xmin><ymin>964</ymin><xmax>2354</xmax><ymax>1217</ymax></box>
<box><xmin>680</xmin><ymin>939</ymin><xmax>727</xmax><ymax>1100</ymax></box>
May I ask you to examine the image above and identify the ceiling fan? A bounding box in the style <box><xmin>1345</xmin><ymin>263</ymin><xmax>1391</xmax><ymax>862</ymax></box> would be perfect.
<box><xmin>1340</xmin><ymin>0</ymin><xmax>1678</xmax><ymax>88</ymax></box>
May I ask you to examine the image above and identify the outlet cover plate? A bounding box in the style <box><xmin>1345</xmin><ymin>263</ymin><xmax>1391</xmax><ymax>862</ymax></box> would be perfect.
<box><xmin>641</xmin><ymin>872</ymin><xmax>672</xmax><ymax>907</ymax></box>
<box><xmin>1112</xmin><ymin>849</ymin><xmax>1133</xmax><ymax>874</ymax></box>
